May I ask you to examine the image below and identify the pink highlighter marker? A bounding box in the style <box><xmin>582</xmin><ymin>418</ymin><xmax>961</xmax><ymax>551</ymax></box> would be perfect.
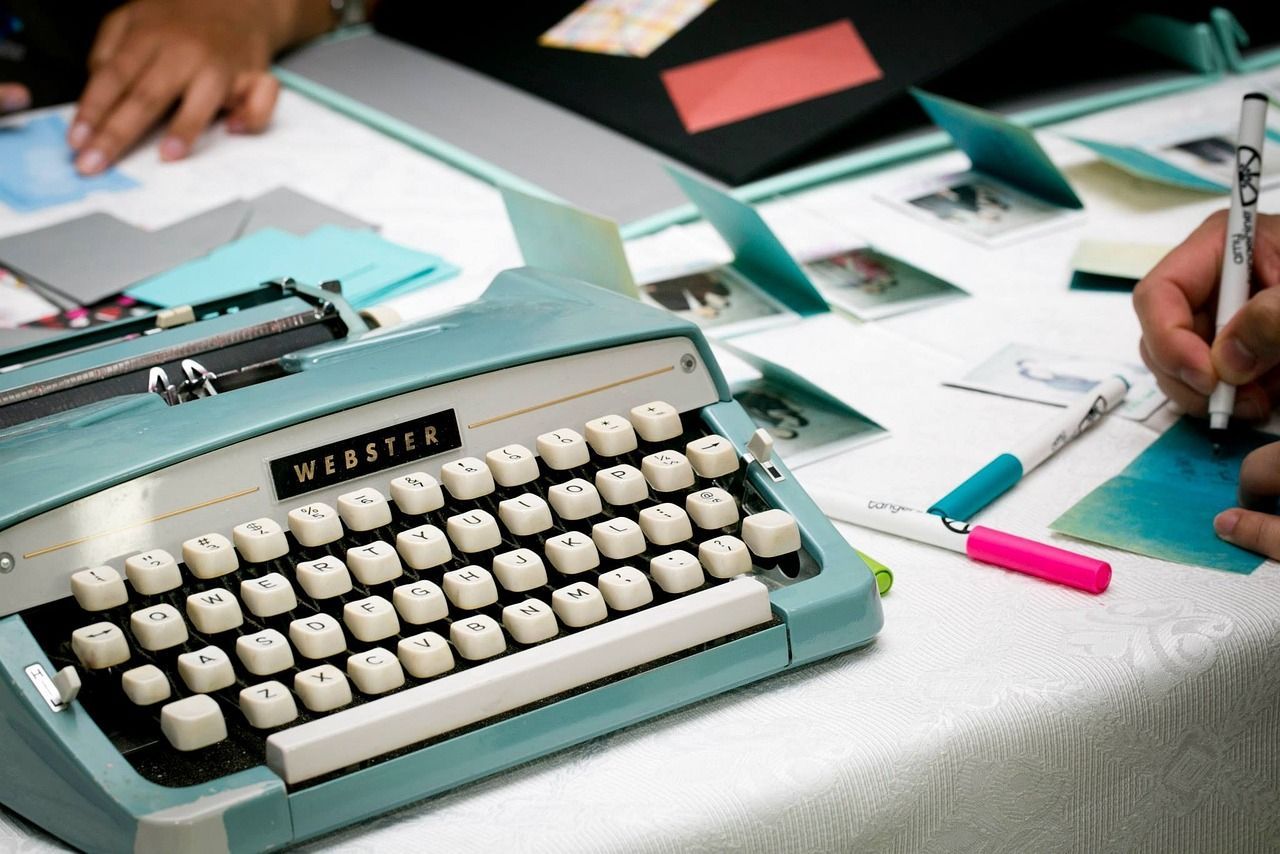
<box><xmin>808</xmin><ymin>486</ymin><xmax>1111</xmax><ymax>594</ymax></box>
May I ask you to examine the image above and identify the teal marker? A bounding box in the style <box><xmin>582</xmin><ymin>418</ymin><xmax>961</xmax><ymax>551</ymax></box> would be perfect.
<box><xmin>930</xmin><ymin>375</ymin><xmax>1129</xmax><ymax>520</ymax></box>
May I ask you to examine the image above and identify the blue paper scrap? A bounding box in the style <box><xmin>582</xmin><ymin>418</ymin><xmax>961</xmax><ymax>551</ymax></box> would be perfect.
<box><xmin>0</xmin><ymin>114</ymin><xmax>136</xmax><ymax>212</ymax></box>
<box><xmin>1052</xmin><ymin>418</ymin><xmax>1275</xmax><ymax>574</ymax></box>
<box><xmin>127</xmin><ymin>226</ymin><xmax>458</xmax><ymax>309</ymax></box>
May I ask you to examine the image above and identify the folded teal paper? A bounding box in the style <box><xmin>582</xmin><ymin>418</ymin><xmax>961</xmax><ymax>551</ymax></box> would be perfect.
<box><xmin>500</xmin><ymin>185</ymin><xmax>638</xmax><ymax>298</ymax></box>
<box><xmin>912</xmin><ymin>90</ymin><xmax>1084</xmax><ymax>210</ymax></box>
<box><xmin>665</xmin><ymin>168</ymin><xmax>828</xmax><ymax>316</ymax></box>
<box><xmin>1211</xmin><ymin>7</ymin><xmax>1280</xmax><ymax>73</ymax></box>
<box><xmin>1052</xmin><ymin>418</ymin><xmax>1274</xmax><ymax>573</ymax></box>
<box><xmin>127</xmin><ymin>227</ymin><xmax>456</xmax><ymax>308</ymax></box>
<box><xmin>0</xmin><ymin>115</ymin><xmax>137</xmax><ymax>212</ymax></box>
<box><xmin>1070</xmin><ymin>137</ymin><xmax>1228</xmax><ymax>193</ymax></box>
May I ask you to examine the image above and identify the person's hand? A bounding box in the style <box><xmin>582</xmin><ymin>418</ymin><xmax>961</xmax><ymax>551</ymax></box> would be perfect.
<box><xmin>1214</xmin><ymin>441</ymin><xmax>1280</xmax><ymax>558</ymax></box>
<box><xmin>68</xmin><ymin>0</ymin><xmax>335</xmax><ymax>174</ymax></box>
<box><xmin>1134</xmin><ymin>210</ymin><xmax>1280</xmax><ymax>420</ymax></box>
<box><xmin>0</xmin><ymin>83</ymin><xmax>30</xmax><ymax>114</ymax></box>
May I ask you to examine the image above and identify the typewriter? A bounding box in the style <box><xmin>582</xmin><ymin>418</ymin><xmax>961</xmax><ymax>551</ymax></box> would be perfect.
<box><xmin>0</xmin><ymin>269</ymin><xmax>884</xmax><ymax>853</ymax></box>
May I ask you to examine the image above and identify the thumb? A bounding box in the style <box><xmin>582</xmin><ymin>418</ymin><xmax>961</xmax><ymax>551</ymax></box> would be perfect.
<box><xmin>1211</xmin><ymin>286</ymin><xmax>1280</xmax><ymax>385</ymax></box>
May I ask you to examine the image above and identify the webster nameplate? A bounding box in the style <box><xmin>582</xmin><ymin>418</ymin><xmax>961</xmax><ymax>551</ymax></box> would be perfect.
<box><xmin>269</xmin><ymin>409</ymin><xmax>462</xmax><ymax>500</ymax></box>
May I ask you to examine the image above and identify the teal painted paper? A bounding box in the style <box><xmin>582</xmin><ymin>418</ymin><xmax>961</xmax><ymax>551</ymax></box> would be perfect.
<box><xmin>1052</xmin><ymin>418</ymin><xmax>1274</xmax><ymax>573</ymax></box>
<box><xmin>911</xmin><ymin>90</ymin><xmax>1084</xmax><ymax>209</ymax></box>
<box><xmin>1211</xmin><ymin>7</ymin><xmax>1280</xmax><ymax>73</ymax></box>
<box><xmin>1070</xmin><ymin>137</ymin><xmax>1228</xmax><ymax>194</ymax></box>
<box><xmin>665</xmin><ymin>167</ymin><xmax>828</xmax><ymax>316</ymax></box>
<box><xmin>500</xmin><ymin>185</ymin><xmax>638</xmax><ymax>298</ymax></box>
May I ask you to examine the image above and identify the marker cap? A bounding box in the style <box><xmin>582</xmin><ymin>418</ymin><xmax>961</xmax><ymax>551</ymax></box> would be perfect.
<box><xmin>966</xmin><ymin>526</ymin><xmax>1111</xmax><ymax>593</ymax></box>
<box><xmin>929</xmin><ymin>453</ymin><xmax>1023</xmax><ymax>521</ymax></box>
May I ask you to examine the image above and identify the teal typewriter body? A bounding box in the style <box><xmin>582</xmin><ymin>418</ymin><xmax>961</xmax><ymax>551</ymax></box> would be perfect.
<box><xmin>0</xmin><ymin>269</ymin><xmax>883</xmax><ymax>853</ymax></box>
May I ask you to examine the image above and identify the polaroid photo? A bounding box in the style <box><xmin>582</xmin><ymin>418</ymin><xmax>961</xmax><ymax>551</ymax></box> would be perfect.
<box><xmin>1146</xmin><ymin>120</ymin><xmax>1280</xmax><ymax>191</ymax></box>
<box><xmin>881</xmin><ymin>171</ymin><xmax>1080</xmax><ymax>247</ymax></box>
<box><xmin>946</xmin><ymin>342</ymin><xmax>1166</xmax><ymax>421</ymax></box>
<box><xmin>638</xmin><ymin>266</ymin><xmax>795</xmax><ymax>337</ymax></box>
<box><xmin>731</xmin><ymin>376</ymin><xmax>886</xmax><ymax>468</ymax></box>
<box><xmin>803</xmin><ymin>247</ymin><xmax>966</xmax><ymax>320</ymax></box>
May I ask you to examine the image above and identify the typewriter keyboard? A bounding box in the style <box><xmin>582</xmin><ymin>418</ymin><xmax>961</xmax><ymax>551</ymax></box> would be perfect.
<box><xmin>28</xmin><ymin>402</ymin><xmax>814</xmax><ymax>787</ymax></box>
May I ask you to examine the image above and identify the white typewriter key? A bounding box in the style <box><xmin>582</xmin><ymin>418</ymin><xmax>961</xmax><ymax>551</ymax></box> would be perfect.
<box><xmin>70</xmin><ymin>566</ymin><xmax>128</xmax><ymax>612</ymax></box>
<box><xmin>240</xmin><ymin>572</ymin><xmax>298</xmax><ymax>618</ymax></box>
<box><xmin>239</xmin><ymin>681</ymin><xmax>298</xmax><ymax>729</ymax></box>
<box><xmin>289</xmin><ymin>613</ymin><xmax>347</xmax><ymax>659</ymax></box>
<box><xmin>442</xmin><ymin>566</ymin><xmax>499</xmax><ymax>610</ymax></box>
<box><xmin>121</xmin><ymin>664</ymin><xmax>170</xmax><ymax>706</ymax></box>
<box><xmin>685</xmin><ymin>487</ymin><xmax>739</xmax><ymax>530</ymax></box>
<box><xmin>185</xmin><ymin>588</ymin><xmax>244</xmax><ymax>634</ymax></box>
<box><xmin>346</xmin><ymin>540</ymin><xmax>403</xmax><ymax>585</ymax></box>
<box><xmin>544</xmin><ymin>532</ymin><xmax>600</xmax><ymax>575</ymax></box>
<box><xmin>393</xmin><ymin>580</ymin><xmax>449</xmax><ymax>624</ymax></box>
<box><xmin>641</xmin><ymin>450</ymin><xmax>696</xmax><ymax>493</ymax></box>
<box><xmin>547</xmin><ymin>478</ymin><xmax>602</xmax><ymax>521</ymax></box>
<box><xmin>492</xmin><ymin>548</ymin><xmax>548</xmax><ymax>592</ymax></box>
<box><xmin>178</xmin><ymin>646</ymin><xmax>235</xmax><ymax>693</ymax></box>
<box><xmin>347</xmin><ymin>648</ymin><xmax>406</xmax><ymax>695</ymax></box>
<box><xmin>294</xmin><ymin>664</ymin><xmax>352</xmax><ymax>712</ymax></box>
<box><xmin>232</xmin><ymin>517</ymin><xmax>289</xmax><ymax>564</ymax></box>
<box><xmin>591</xmin><ymin>517</ymin><xmax>645</xmax><ymax>560</ymax></box>
<box><xmin>551</xmin><ymin>582</ymin><xmax>607</xmax><ymax>628</ymax></box>
<box><xmin>395</xmin><ymin>524</ymin><xmax>452</xmax><ymax>570</ymax></box>
<box><xmin>236</xmin><ymin>629</ymin><xmax>295</xmax><ymax>676</ymax></box>
<box><xmin>741</xmin><ymin>509</ymin><xmax>801</xmax><ymax>559</ymax></box>
<box><xmin>699</xmin><ymin>536</ymin><xmax>752</xmax><ymax>578</ymax></box>
<box><xmin>502</xmin><ymin>598</ymin><xmax>559</xmax><ymax>644</ymax></box>
<box><xmin>629</xmin><ymin>401</ymin><xmax>683</xmax><ymax>442</ymax></box>
<box><xmin>337</xmin><ymin>487</ymin><xmax>393</xmax><ymax>532</ymax></box>
<box><xmin>649</xmin><ymin>550</ymin><xmax>705</xmax><ymax>594</ymax></box>
<box><xmin>397</xmin><ymin>631</ymin><xmax>455</xmax><ymax>678</ymax></box>
<box><xmin>595</xmin><ymin>464</ymin><xmax>648</xmax><ymax>506</ymax></box>
<box><xmin>445</xmin><ymin>509</ymin><xmax>502</xmax><ymax>553</ymax></box>
<box><xmin>71</xmin><ymin>622</ymin><xmax>130</xmax><ymax>669</ymax></box>
<box><xmin>498</xmin><ymin>492</ymin><xmax>554</xmax><ymax>536</ymax></box>
<box><xmin>182</xmin><ymin>533</ymin><xmax>239</xmax><ymax>579</ymax></box>
<box><xmin>686</xmin><ymin>434</ymin><xmax>740</xmax><ymax>479</ymax></box>
<box><xmin>639</xmin><ymin>503</ymin><xmax>694</xmax><ymax>546</ymax></box>
<box><xmin>440</xmin><ymin>457</ymin><xmax>495</xmax><ymax>500</ymax></box>
<box><xmin>536</xmin><ymin>428</ymin><xmax>590</xmax><ymax>470</ymax></box>
<box><xmin>161</xmin><ymin>695</ymin><xmax>227</xmax><ymax>752</ymax></box>
<box><xmin>389</xmin><ymin>472</ymin><xmax>444</xmax><ymax>515</ymax></box>
<box><xmin>598</xmin><ymin>567</ymin><xmax>654</xmax><ymax>612</ymax></box>
<box><xmin>287</xmin><ymin>502</ymin><xmax>344</xmax><ymax>547</ymax></box>
<box><xmin>343</xmin><ymin>595</ymin><xmax>400</xmax><ymax>642</ymax></box>
<box><xmin>449</xmin><ymin>615</ymin><xmax>507</xmax><ymax>660</ymax></box>
<box><xmin>485</xmin><ymin>444</ymin><xmax>540</xmax><ymax>488</ymax></box>
<box><xmin>129</xmin><ymin>604</ymin><xmax>188</xmax><ymax>651</ymax></box>
<box><xmin>584</xmin><ymin>414</ymin><xmax>638</xmax><ymax>457</ymax></box>
<box><xmin>295</xmin><ymin>556</ymin><xmax>353</xmax><ymax>600</ymax></box>
<box><xmin>124</xmin><ymin>550</ymin><xmax>181</xmax><ymax>595</ymax></box>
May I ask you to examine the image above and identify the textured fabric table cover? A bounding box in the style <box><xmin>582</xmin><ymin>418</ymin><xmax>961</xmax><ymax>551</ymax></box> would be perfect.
<box><xmin>1</xmin><ymin>75</ymin><xmax>1277</xmax><ymax>853</ymax></box>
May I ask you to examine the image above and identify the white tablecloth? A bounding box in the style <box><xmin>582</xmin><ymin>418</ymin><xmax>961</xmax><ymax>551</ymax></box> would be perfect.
<box><xmin>2</xmin><ymin>74</ymin><xmax>1278</xmax><ymax>853</ymax></box>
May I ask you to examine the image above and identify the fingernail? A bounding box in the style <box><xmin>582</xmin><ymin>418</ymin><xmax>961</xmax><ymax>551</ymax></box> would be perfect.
<box><xmin>1</xmin><ymin>89</ymin><xmax>30</xmax><ymax>112</ymax></box>
<box><xmin>1179</xmin><ymin>367</ymin><xmax>1215</xmax><ymax>396</ymax></box>
<box><xmin>67</xmin><ymin>121</ymin><xmax>92</xmax><ymax>149</ymax></box>
<box><xmin>226</xmin><ymin>119</ymin><xmax>246</xmax><ymax>134</ymax></box>
<box><xmin>75</xmin><ymin>148</ymin><xmax>106</xmax><ymax>175</ymax></box>
<box><xmin>158</xmin><ymin>136</ymin><xmax>188</xmax><ymax>161</ymax></box>
<box><xmin>1222</xmin><ymin>338</ymin><xmax>1258</xmax><ymax>376</ymax></box>
<box><xmin>1214</xmin><ymin>509</ymin><xmax>1240</xmax><ymax>539</ymax></box>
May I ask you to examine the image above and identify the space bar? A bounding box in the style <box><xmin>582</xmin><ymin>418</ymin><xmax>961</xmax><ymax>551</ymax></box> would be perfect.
<box><xmin>266</xmin><ymin>577</ymin><xmax>773</xmax><ymax>785</ymax></box>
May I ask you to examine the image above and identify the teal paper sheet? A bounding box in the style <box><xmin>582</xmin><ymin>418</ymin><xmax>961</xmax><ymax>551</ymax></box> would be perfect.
<box><xmin>911</xmin><ymin>90</ymin><xmax>1084</xmax><ymax>209</ymax></box>
<box><xmin>1052</xmin><ymin>418</ymin><xmax>1275</xmax><ymax>573</ymax></box>
<box><xmin>126</xmin><ymin>226</ymin><xmax>458</xmax><ymax>309</ymax></box>
<box><xmin>500</xmin><ymin>185</ymin><xmax>638</xmax><ymax>298</ymax></box>
<box><xmin>665</xmin><ymin>168</ymin><xmax>828</xmax><ymax>316</ymax></box>
<box><xmin>1069</xmin><ymin>137</ymin><xmax>1228</xmax><ymax>193</ymax></box>
<box><xmin>1211</xmin><ymin>7</ymin><xmax>1280</xmax><ymax>73</ymax></box>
